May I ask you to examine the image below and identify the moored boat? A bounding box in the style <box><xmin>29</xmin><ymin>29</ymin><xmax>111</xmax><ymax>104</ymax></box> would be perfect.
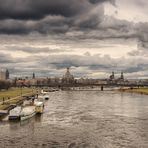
<box><xmin>20</xmin><ymin>106</ymin><xmax>36</xmax><ymax>121</ymax></box>
<box><xmin>34</xmin><ymin>101</ymin><xmax>44</xmax><ymax>114</ymax></box>
<box><xmin>9</xmin><ymin>106</ymin><xmax>22</xmax><ymax>120</ymax></box>
<box><xmin>44</xmin><ymin>94</ymin><xmax>49</xmax><ymax>100</ymax></box>
<box><xmin>38</xmin><ymin>94</ymin><xmax>49</xmax><ymax>100</ymax></box>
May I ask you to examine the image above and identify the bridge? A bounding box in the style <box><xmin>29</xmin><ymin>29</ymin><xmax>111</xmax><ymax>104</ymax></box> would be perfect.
<box><xmin>31</xmin><ymin>83</ymin><xmax>148</xmax><ymax>90</ymax></box>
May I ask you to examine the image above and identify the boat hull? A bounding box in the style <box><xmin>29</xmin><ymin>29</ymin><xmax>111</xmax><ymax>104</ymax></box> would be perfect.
<box><xmin>21</xmin><ymin>112</ymin><xmax>36</xmax><ymax>121</ymax></box>
<box><xmin>9</xmin><ymin>116</ymin><xmax>20</xmax><ymax>120</ymax></box>
<box><xmin>8</xmin><ymin>106</ymin><xmax>22</xmax><ymax>121</ymax></box>
<box><xmin>45</xmin><ymin>97</ymin><xmax>49</xmax><ymax>100</ymax></box>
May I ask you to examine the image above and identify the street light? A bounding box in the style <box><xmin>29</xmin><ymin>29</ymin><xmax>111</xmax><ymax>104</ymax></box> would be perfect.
<box><xmin>20</xmin><ymin>82</ymin><xmax>23</xmax><ymax>98</ymax></box>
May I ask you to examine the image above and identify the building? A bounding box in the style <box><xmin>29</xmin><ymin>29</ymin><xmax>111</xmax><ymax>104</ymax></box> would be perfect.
<box><xmin>109</xmin><ymin>72</ymin><xmax>115</xmax><ymax>80</ymax></box>
<box><xmin>62</xmin><ymin>68</ymin><xmax>75</xmax><ymax>84</ymax></box>
<box><xmin>0</xmin><ymin>69</ymin><xmax>9</xmax><ymax>80</ymax></box>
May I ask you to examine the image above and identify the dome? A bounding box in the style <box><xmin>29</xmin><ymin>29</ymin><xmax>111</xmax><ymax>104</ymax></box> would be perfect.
<box><xmin>62</xmin><ymin>68</ymin><xmax>75</xmax><ymax>84</ymax></box>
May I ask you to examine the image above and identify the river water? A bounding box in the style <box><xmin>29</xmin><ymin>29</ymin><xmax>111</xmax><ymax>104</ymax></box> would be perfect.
<box><xmin>0</xmin><ymin>90</ymin><xmax>148</xmax><ymax>148</ymax></box>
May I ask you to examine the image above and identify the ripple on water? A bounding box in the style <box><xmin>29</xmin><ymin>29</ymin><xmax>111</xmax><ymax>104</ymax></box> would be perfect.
<box><xmin>0</xmin><ymin>91</ymin><xmax>148</xmax><ymax>148</ymax></box>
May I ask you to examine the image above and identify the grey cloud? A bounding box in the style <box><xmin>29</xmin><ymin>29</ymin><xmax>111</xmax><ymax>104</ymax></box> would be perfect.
<box><xmin>46</xmin><ymin>54</ymin><xmax>144</xmax><ymax>73</ymax></box>
<box><xmin>0</xmin><ymin>0</ymin><xmax>114</xmax><ymax>20</ymax></box>
<box><xmin>124</xmin><ymin>66</ymin><xmax>144</xmax><ymax>73</ymax></box>
<box><xmin>0</xmin><ymin>0</ymin><xmax>115</xmax><ymax>35</ymax></box>
<box><xmin>4</xmin><ymin>45</ymin><xmax>71</xmax><ymax>54</ymax></box>
<box><xmin>128</xmin><ymin>22</ymin><xmax>148</xmax><ymax>57</ymax></box>
<box><xmin>0</xmin><ymin>0</ymin><xmax>85</xmax><ymax>20</ymax></box>
<box><xmin>2</xmin><ymin>52</ymin><xmax>148</xmax><ymax>78</ymax></box>
<box><xmin>0</xmin><ymin>16</ymin><xmax>68</xmax><ymax>34</ymax></box>
<box><xmin>1</xmin><ymin>0</ymin><xmax>148</xmax><ymax>79</ymax></box>
<box><xmin>0</xmin><ymin>53</ymin><xmax>14</xmax><ymax>63</ymax></box>
<box><xmin>0</xmin><ymin>0</ymin><xmax>147</xmax><ymax>47</ymax></box>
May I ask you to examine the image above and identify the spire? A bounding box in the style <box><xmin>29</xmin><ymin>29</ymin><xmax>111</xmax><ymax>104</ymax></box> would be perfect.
<box><xmin>112</xmin><ymin>71</ymin><xmax>114</xmax><ymax>79</ymax></box>
<box><xmin>32</xmin><ymin>72</ymin><xmax>35</xmax><ymax>79</ymax></box>
<box><xmin>5</xmin><ymin>69</ymin><xmax>9</xmax><ymax>79</ymax></box>
<box><xmin>121</xmin><ymin>71</ymin><xmax>124</xmax><ymax>80</ymax></box>
<box><xmin>67</xmin><ymin>67</ymin><xmax>70</xmax><ymax>73</ymax></box>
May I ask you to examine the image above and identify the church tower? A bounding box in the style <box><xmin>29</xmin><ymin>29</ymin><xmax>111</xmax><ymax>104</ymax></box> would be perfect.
<box><xmin>5</xmin><ymin>69</ymin><xmax>9</xmax><ymax>79</ymax></box>
<box><xmin>109</xmin><ymin>71</ymin><xmax>115</xmax><ymax>80</ymax></box>
<box><xmin>32</xmin><ymin>72</ymin><xmax>35</xmax><ymax>79</ymax></box>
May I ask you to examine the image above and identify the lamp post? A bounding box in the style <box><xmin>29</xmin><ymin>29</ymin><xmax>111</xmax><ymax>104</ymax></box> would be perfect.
<box><xmin>20</xmin><ymin>82</ymin><xmax>23</xmax><ymax>98</ymax></box>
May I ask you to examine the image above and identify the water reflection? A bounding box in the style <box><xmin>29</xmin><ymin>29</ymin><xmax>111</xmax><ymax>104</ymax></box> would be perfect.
<box><xmin>0</xmin><ymin>90</ymin><xmax>148</xmax><ymax>148</ymax></box>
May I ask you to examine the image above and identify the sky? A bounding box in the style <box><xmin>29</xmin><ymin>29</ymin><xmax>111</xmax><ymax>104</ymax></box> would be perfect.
<box><xmin>0</xmin><ymin>0</ymin><xmax>148</xmax><ymax>79</ymax></box>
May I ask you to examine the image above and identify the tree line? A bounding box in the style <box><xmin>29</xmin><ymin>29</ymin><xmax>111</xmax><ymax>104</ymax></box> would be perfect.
<box><xmin>0</xmin><ymin>80</ymin><xmax>11</xmax><ymax>90</ymax></box>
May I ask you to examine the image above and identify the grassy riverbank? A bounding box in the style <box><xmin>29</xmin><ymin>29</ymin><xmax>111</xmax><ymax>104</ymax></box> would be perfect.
<box><xmin>120</xmin><ymin>87</ymin><xmax>148</xmax><ymax>95</ymax></box>
<box><xmin>0</xmin><ymin>87</ymin><xmax>37</xmax><ymax>110</ymax></box>
<box><xmin>0</xmin><ymin>87</ymin><xmax>34</xmax><ymax>100</ymax></box>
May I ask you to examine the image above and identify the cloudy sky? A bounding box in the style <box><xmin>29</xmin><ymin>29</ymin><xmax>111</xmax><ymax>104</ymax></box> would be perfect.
<box><xmin>0</xmin><ymin>0</ymin><xmax>148</xmax><ymax>79</ymax></box>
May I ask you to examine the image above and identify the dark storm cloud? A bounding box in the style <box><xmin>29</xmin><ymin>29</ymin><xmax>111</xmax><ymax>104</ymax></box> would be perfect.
<box><xmin>0</xmin><ymin>0</ymin><xmax>147</xmax><ymax>47</ymax></box>
<box><xmin>89</xmin><ymin>0</ymin><xmax>115</xmax><ymax>4</ymax></box>
<box><xmin>0</xmin><ymin>0</ymin><xmax>84</xmax><ymax>19</ymax></box>
<box><xmin>0</xmin><ymin>0</ymin><xmax>114</xmax><ymax>20</ymax></box>
<box><xmin>0</xmin><ymin>0</ymin><xmax>116</xmax><ymax>34</ymax></box>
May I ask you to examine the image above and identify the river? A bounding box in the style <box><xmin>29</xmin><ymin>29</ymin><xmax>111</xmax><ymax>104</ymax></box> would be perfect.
<box><xmin>0</xmin><ymin>90</ymin><xmax>148</xmax><ymax>148</ymax></box>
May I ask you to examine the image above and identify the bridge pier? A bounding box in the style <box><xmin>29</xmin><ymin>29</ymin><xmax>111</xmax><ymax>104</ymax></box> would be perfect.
<box><xmin>101</xmin><ymin>86</ymin><xmax>104</xmax><ymax>91</ymax></box>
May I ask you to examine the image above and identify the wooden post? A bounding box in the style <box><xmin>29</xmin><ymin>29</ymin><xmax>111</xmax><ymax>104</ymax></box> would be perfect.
<box><xmin>3</xmin><ymin>97</ymin><xmax>5</xmax><ymax>104</ymax></box>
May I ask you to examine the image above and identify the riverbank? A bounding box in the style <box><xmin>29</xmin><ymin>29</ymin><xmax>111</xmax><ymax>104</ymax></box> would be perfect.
<box><xmin>0</xmin><ymin>87</ymin><xmax>37</xmax><ymax>110</ymax></box>
<box><xmin>119</xmin><ymin>87</ymin><xmax>148</xmax><ymax>95</ymax></box>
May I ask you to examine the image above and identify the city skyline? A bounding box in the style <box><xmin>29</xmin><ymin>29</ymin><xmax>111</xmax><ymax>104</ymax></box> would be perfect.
<box><xmin>0</xmin><ymin>0</ymin><xmax>148</xmax><ymax>79</ymax></box>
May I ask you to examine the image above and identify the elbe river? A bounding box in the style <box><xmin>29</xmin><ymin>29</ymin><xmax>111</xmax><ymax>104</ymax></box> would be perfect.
<box><xmin>0</xmin><ymin>90</ymin><xmax>148</xmax><ymax>148</ymax></box>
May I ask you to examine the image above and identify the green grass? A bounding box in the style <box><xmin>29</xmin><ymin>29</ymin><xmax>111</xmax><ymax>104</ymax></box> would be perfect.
<box><xmin>0</xmin><ymin>104</ymin><xmax>9</xmax><ymax>110</ymax></box>
<box><xmin>124</xmin><ymin>87</ymin><xmax>148</xmax><ymax>95</ymax></box>
<box><xmin>0</xmin><ymin>87</ymin><xmax>38</xmax><ymax>110</ymax></box>
<box><xmin>0</xmin><ymin>87</ymin><xmax>35</xmax><ymax>101</ymax></box>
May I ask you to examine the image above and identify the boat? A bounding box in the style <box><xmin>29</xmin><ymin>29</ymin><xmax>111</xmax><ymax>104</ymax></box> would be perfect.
<box><xmin>41</xmin><ymin>89</ymin><xmax>48</xmax><ymax>94</ymax></box>
<box><xmin>23</xmin><ymin>99</ymin><xmax>33</xmax><ymax>106</ymax></box>
<box><xmin>44</xmin><ymin>94</ymin><xmax>49</xmax><ymax>100</ymax></box>
<box><xmin>9</xmin><ymin>106</ymin><xmax>22</xmax><ymax>120</ymax></box>
<box><xmin>34</xmin><ymin>101</ymin><xmax>44</xmax><ymax>114</ymax></box>
<box><xmin>38</xmin><ymin>94</ymin><xmax>49</xmax><ymax>100</ymax></box>
<box><xmin>20</xmin><ymin>106</ymin><xmax>36</xmax><ymax>121</ymax></box>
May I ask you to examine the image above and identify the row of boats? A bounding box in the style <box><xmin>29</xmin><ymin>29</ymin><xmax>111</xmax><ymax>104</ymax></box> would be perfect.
<box><xmin>8</xmin><ymin>93</ymin><xmax>50</xmax><ymax>121</ymax></box>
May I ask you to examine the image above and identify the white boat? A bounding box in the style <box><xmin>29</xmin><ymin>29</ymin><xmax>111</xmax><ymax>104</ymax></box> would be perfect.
<box><xmin>38</xmin><ymin>94</ymin><xmax>49</xmax><ymax>100</ymax></box>
<box><xmin>41</xmin><ymin>89</ymin><xmax>48</xmax><ymax>94</ymax></box>
<box><xmin>23</xmin><ymin>100</ymin><xmax>33</xmax><ymax>106</ymax></box>
<box><xmin>44</xmin><ymin>94</ymin><xmax>49</xmax><ymax>100</ymax></box>
<box><xmin>9</xmin><ymin>106</ymin><xmax>22</xmax><ymax>120</ymax></box>
<box><xmin>34</xmin><ymin>100</ymin><xmax>44</xmax><ymax>114</ymax></box>
<box><xmin>20</xmin><ymin>106</ymin><xmax>36</xmax><ymax>121</ymax></box>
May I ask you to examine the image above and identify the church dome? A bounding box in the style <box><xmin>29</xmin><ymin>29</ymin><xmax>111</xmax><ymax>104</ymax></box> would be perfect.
<box><xmin>62</xmin><ymin>68</ymin><xmax>74</xmax><ymax>84</ymax></box>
